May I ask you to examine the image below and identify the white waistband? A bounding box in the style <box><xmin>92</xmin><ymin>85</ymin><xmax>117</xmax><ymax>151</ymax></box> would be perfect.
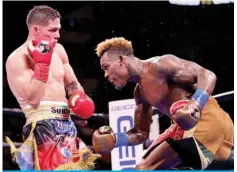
<box><xmin>22</xmin><ymin>101</ymin><xmax>71</xmax><ymax>125</ymax></box>
<box><xmin>23</xmin><ymin>101</ymin><xmax>68</xmax><ymax>109</ymax></box>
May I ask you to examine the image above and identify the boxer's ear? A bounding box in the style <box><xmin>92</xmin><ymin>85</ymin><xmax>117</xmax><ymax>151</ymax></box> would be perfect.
<box><xmin>32</xmin><ymin>25</ymin><xmax>40</xmax><ymax>36</ymax></box>
<box><xmin>119</xmin><ymin>55</ymin><xmax>126</xmax><ymax>66</ymax></box>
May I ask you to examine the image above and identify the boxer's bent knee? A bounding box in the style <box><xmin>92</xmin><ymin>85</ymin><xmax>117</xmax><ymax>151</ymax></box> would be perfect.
<box><xmin>135</xmin><ymin>157</ymin><xmax>154</xmax><ymax>170</ymax></box>
<box><xmin>136</xmin><ymin>164</ymin><xmax>149</xmax><ymax>170</ymax></box>
<box><xmin>135</xmin><ymin>157</ymin><xmax>148</xmax><ymax>169</ymax></box>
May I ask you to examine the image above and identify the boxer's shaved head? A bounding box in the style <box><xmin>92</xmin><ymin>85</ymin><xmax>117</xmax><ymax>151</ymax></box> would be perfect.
<box><xmin>96</xmin><ymin>37</ymin><xmax>134</xmax><ymax>58</ymax></box>
<box><xmin>26</xmin><ymin>5</ymin><xmax>61</xmax><ymax>28</ymax></box>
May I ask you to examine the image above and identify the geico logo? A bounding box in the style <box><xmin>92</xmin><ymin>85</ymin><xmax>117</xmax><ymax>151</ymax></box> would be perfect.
<box><xmin>111</xmin><ymin>104</ymin><xmax>136</xmax><ymax>111</ymax></box>
<box><xmin>51</xmin><ymin>107</ymin><xmax>70</xmax><ymax>114</ymax></box>
<box><xmin>117</xmin><ymin>116</ymin><xmax>136</xmax><ymax>169</ymax></box>
<box><xmin>118</xmin><ymin>146</ymin><xmax>136</xmax><ymax>170</ymax></box>
<box><xmin>117</xmin><ymin>116</ymin><xmax>133</xmax><ymax>133</ymax></box>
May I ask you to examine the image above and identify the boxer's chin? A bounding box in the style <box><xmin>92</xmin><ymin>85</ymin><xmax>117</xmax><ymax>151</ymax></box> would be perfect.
<box><xmin>114</xmin><ymin>81</ymin><xmax>126</xmax><ymax>91</ymax></box>
<box><xmin>115</xmin><ymin>85</ymin><xmax>123</xmax><ymax>90</ymax></box>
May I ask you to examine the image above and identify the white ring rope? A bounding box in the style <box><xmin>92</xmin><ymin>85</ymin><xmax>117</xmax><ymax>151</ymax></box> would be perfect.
<box><xmin>3</xmin><ymin>90</ymin><xmax>234</xmax><ymax>114</ymax></box>
<box><xmin>213</xmin><ymin>90</ymin><xmax>234</xmax><ymax>99</ymax></box>
<box><xmin>151</xmin><ymin>90</ymin><xmax>234</xmax><ymax>111</ymax></box>
<box><xmin>3</xmin><ymin>90</ymin><xmax>234</xmax><ymax>147</ymax></box>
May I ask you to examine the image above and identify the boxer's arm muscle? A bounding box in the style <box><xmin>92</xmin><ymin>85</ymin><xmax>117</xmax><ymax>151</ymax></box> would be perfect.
<box><xmin>159</xmin><ymin>54</ymin><xmax>217</xmax><ymax>95</ymax></box>
<box><xmin>56</xmin><ymin>44</ymin><xmax>84</xmax><ymax>97</ymax></box>
<box><xmin>126</xmin><ymin>84</ymin><xmax>153</xmax><ymax>145</ymax></box>
<box><xmin>6</xmin><ymin>55</ymin><xmax>46</xmax><ymax>107</ymax></box>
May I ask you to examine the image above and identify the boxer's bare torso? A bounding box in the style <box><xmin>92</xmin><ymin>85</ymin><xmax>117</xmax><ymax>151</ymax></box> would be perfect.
<box><xmin>6</xmin><ymin>42</ymin><xmax>67</xmax><ymax>109</ymax></box>
<box><xmin>136</xmin><ymin>56</ymin><xmax>196</xmax><ymax>116</ymax></box>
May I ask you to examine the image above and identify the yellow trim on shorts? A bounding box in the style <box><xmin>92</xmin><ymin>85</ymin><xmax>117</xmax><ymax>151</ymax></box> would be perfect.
<box><xmin>22</xmin><ymin>102</ymin><xmax>71</xmax><ymax>125</ymax></box>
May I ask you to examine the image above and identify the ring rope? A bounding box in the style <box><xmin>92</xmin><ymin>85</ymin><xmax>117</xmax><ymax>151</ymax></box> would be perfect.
<box><xmin>3</xmin><ymin>90</ymin><xmax>234</xmax><ymax>147</ymax></box>
<box><xmin>3</xmin><ymin>90</ymin><xmax>234</xmax><ymax>114</ymax></box>
<box><xmin>212</xmin><ymin>90</ymin><xmax>234</xmax><ymax>99</ymax></box>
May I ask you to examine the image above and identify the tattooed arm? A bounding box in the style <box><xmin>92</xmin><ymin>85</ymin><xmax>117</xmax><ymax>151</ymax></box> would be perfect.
<box><xmin>159</xmin><ymin>54</ymin><xmax>217</xmax><ymax>95</ymax></box>
<box><xmin>126</xmin><ymin>84</ymin><xmax>153</xmax><ymax>145</ymax></box>
<box><xmin>66</xmin><ymin>81</ymin><xmax>84</xmax><ymax>97</ymax></box>
<box><xmin>55</xmin><ymin>43</ymin><xmax>84</xmax><ymax>97</ymax></box>
<box><xmin>158</xmin><ymin>54</ymin><xmax>217</xmax><ymax>130</ymax></box>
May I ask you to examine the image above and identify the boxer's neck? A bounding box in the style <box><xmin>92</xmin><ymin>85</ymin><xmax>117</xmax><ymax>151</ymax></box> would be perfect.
<box><xmin>26</xmin><ymin>33</ymin><xmax>34</xmax><ymax>41</ymax></box>
<box><xmin>127</xmin><ymin>57</ymin><xmax>143</xmax><ymax>83</ymax></box>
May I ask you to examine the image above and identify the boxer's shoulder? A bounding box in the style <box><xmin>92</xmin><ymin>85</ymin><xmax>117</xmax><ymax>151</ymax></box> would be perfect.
<box><xmin>142</xmin><ymin>56</ymin><xmax>168</xmax><ymax>76</ymax></box>
<box><xmin>54</xmin><ymin>43</ymin><xmax>69</xmax><ymax>63</ymax></box>
<box><xmin>143</xmin><ymin>56</ymin><xmax>161</xmax><ymax>65</ymax></box>
<box><xmin>145</xmin><ymin>54</ymin><xmax>177</xmax><ymax>63</ymax></box>
<box><xmin>6</xmin><ymin>45</ymin><xmax>27</xmax><ymax>67</ymax></box>
<box><xmin>159</xmin><ymin>54</ymin><xmax>178</xmax><ymax>60</ymax></box>
<box><xmin>54</xmin><ymin>43</ymin><xmax>64</xmax><ymax>51</ymax></box>
<box><xmin>156</xmin><ymin>54</ymin><xmax>179</xmax><ymax>66</ymax></box>
<box><xmin>152</xmin><ymin>54</ymin><xmax>181</xmax><ymax>74</ymax></box>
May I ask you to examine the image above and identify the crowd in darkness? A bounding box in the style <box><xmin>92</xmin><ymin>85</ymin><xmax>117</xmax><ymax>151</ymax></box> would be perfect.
<box><xmin>3</xmin><ymin>1</ymin><xmax>233</xmax><ymax>170</ymax></box>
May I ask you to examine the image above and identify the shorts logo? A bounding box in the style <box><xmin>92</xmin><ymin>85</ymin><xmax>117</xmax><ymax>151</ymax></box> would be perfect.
<box><xmin>189</xmin><ymin>106</ymin><xmax>200</xmax><ymax>121</ymax></box>
<box><xmin>51</xmin><ymin>106</ymin><xmax>70</xmax><ymax>115</ymax></box>
<box><xmin>61</xmin><ymin>147</ymin><xmax>71</xmax><ymax>158</ymax></box>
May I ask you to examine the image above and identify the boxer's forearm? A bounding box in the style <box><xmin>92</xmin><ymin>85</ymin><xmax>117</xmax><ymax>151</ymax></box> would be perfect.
<box><xmin>127</xmin><ymin>128</ymin><xmax>149</xmax><ymax>145</ymax></box>
<box><xmin>66</xmin><ymin>81</ymin><xmax>84</xmax><ymax>97</ymax></box>
<box><xmin>196</xmin><ymin>69</ymin><xmax>216</xmax><ymax>95</ymax></box>
<box><xmin>26</xmin><ymin>79</ymin><xmax>47</xmax><ymax>107</ymax></box>
<box><xmin>125</xmin><ymin>103</ymin><xmax>152</xmax><ymax>145</ymax></box>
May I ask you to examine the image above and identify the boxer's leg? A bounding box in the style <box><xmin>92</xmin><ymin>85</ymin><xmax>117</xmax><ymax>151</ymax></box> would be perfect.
<box><xmin>138</xmin><ymin>137</ymin><xmax>208</xmax><ymax>170</ymax></box>
<box><xmin>54</xmin><ymin>119</ymin><xmax>101</xmax><ymax>170</ymax></box>
<box><xmin>136</xmin><ymin>141</ymin><xmax>181</xmax><ymax>170</ymax></box>
<box><xmin>22</xmin><ymin>119</ymin><xmax>59</xmax><ymax>170</ymax></box>
<box><xmin>33</xmin><ymin>119</ymin><xmax>60</xmax><ymax>170</ymax></box>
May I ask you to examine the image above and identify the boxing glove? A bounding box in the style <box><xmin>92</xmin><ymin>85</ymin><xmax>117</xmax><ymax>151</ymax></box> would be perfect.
<box><xmin>68</xmin><ymin>90</ymin><xmax>95</xmax><ymax>119</ymax></box>
<box><xmin>28</xmin><ymin>36</ymin><xmax>56</xmax><ymax>83</ymax></box>
<box><xmin>170</xmin><ymin>89</ymin><xmax>209</xmax><ymax>130</ymax></box>
<box><xmin>92</xmin><ymin>126</ymin><xmax>129</xmax><ymax>154</ymax></box>
<box><xmin>92</xmin><ymin>126</ymin><xmax>116</xmax><ymax>154</ymax></box>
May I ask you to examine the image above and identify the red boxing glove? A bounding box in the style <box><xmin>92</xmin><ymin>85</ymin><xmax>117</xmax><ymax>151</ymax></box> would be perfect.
<box><xmin>28</xmin><ymin>36</ymin><xmax>56</xmax><ymax>82</ymax></box>
<box><xmin>68</xmin><ymin>90</ymin><xmax>95</xmax><ymax>119</ymax></box>
<box><xmin>170</xmin><ymin>100</ymin><xmax>188</xmax><ymax>115</ymax></box>
<box><xmin>170</xmin><ymin>100</ymin><xmax>201</xmax><ymax>130</ymax></box>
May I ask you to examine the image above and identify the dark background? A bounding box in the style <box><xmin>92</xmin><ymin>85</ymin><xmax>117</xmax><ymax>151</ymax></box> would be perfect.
<box><xmin>3</xmin><ymin>1</ymin><xmax>234</xmax><ymax>170</ymax></box>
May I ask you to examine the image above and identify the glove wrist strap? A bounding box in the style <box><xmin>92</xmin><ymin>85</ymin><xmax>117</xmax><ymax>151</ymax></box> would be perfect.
<box><xmin>114</xmin><ymin>133</ymin><xmax>129</xmax><ymax>147</ymax></box>
<box><xmin>192</xmin><ymin>89</ymin><xmax>209</xmax><ymax>109</ymax></box>
<box><xmin>33</xmin><ymin>63</ymin><xmax>50</xmax><ymax>83</ymax></box>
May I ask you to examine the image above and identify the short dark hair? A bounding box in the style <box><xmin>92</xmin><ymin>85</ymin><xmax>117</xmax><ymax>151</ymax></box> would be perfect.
<box><xmin>26</xmin><ymin>5</ymin><xmax>61</xmax><ymax>27</ymax></box>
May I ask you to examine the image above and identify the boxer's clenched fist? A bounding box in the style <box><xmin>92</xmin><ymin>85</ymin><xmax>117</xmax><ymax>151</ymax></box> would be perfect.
<box><xmin>170</xmin><ymin>89</ymin><xmax>209</xmax><ymax>130</ymax></box>
<box><xmin>28</xmin><ymin>36</ymin><xmax>56</xmax><ymax>82</ymax></box>
<box><xmin>92</xmin><ymin>126</ymin><xmax>116</xmax><ymax>154</ymax></box>
<box><xmin>170</xmin><ymin>100</ymin><xmax>201</xmax><ymax>130</ymax></box>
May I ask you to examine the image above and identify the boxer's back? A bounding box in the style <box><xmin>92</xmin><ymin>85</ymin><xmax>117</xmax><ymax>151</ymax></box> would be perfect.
<box><xmin>6</xmin><ymin>43</ymin><xmax>67</xmax><ymax>109</ymax></box>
